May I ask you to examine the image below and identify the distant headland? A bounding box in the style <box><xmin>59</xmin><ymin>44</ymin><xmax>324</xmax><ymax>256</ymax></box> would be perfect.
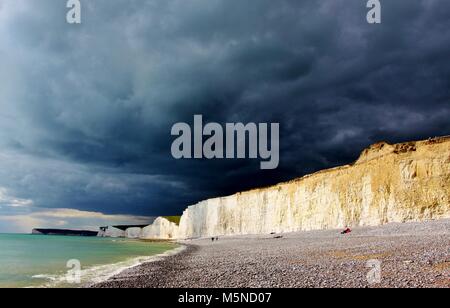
<box><xmin>32</xmin><ymin>228</ymin><xmax>99</xmax><ymax>237</ymax></box>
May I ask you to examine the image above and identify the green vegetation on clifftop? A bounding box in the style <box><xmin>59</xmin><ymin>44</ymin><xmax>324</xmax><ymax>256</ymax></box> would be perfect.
<box><xmin>163</xmin><ymin>216</ymin><xmax>181</xmax><ymax>225</ymax></box>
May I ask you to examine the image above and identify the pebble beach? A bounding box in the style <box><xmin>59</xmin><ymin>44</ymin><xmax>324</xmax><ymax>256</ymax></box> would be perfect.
<box><xmin>93</xmin><ymin>219</ymin><xmax>449</xmax><ymax>288</ymax></box>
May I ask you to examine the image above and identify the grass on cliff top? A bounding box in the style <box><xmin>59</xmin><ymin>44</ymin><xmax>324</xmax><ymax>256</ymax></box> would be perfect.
<box><xmin>163</xmin><ymin>216</ymin><xmax>181</xmax><ymax>225</ymax></box>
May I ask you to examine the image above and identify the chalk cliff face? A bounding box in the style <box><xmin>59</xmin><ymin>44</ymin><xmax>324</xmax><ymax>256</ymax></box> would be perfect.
<box><xmin>97</xmin><ymin>226</ymin><xmax>125</xmax><ymax>238</ymax></box>
<box><xmin>140</xmin><ymin>217</ymin><xmax>179</xmax><ymax>240</ymax></box>
<box><xmin>177</xmin><ymin>137</ymin><xmax>450</xmax><ymax>238</ymax></box>
<box><xmin>124</xmin><ymin>227</ymin><xmax>142</xmax><ymax>239</ymax></box>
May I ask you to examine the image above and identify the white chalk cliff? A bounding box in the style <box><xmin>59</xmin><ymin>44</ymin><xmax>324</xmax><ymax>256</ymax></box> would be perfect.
<box><xmin>124</xmin><ymin>227</ymin><xmax>142</xmax><ymax>239</ymax></box>
<box><xmin>101</xmin><ymin>137</ymin><xmax>450</xmax><ymax>240</ymax></box>
<box><xmin>177</xmin><ymin>137</ymin><xmax>450</xmax><ymax>238</ymax></box>
<box><xmin>97</xmin><ymin>226</ymin><xmax>125</xmax><ymax>238</ymax></box>
<box><xmin>140</xmin><ymin>217</ymin><xmax>179</xmax><ymax>240</ymax></box>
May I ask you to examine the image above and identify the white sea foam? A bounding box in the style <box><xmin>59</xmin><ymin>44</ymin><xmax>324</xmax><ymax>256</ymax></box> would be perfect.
<box><xmin>30</xmin><ymin>245</ymin><xmax>186</xmax><ymax>288</ymax></box>
<box><xmin>31</xmin><ymin>274</ymin><xmax>58</xmax><ymax>281</ymax></box>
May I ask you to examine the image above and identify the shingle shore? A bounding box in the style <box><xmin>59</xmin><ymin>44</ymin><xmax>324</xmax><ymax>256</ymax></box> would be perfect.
<box><xmin>93</xmin><ymin>219</ymin><xmax>449</xmax><ymax>288</ymax></box>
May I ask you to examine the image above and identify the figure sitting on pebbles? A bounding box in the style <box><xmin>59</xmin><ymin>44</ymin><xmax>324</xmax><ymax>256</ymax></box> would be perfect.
<box><xmin>341</xmin><ymin>227</ymin><xmax>352</xmax><ymax>235</ymax></box>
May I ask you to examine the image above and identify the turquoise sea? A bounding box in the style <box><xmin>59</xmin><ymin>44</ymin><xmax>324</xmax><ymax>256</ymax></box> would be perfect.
<box><xmin>0</xmin><ymin>234</ymin><xmax>177</xmax><ymax>288</ymax></box>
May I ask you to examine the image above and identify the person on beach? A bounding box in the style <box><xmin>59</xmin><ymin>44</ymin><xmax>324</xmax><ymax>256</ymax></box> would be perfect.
<box><xmin>341</xmin><ymin>227</ymin><xmax>352</xmax><ymax>235</ymax></box>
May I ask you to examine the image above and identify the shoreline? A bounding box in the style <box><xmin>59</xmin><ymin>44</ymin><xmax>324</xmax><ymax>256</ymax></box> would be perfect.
<box><xmin>22</xmin><ymin>238</ymin><xmax>184</xmax><ymax>288</ymax></box>
<box><xmin>82</xmin><ymin>244</ymin><xmax>187</xmax><ymax>288</ymax></box>
<box><xmin>92</xmin><ymin>244</ymin><xmax>198</xmax><ymax>288</ymax></box>
<box><xmin>93</xmin><ymin>219</ymin><xmax>450</xmax><ymax>288</ymax></box>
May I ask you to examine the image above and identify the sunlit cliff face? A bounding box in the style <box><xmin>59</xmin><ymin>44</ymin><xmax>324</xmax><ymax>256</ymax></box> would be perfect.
<box><xmin>176</xmin><ymin>138</ymin><xmax>450</xmax><ymax>238</ymax></box>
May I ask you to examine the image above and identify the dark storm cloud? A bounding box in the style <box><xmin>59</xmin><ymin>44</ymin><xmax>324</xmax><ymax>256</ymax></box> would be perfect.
<box><xmin>0</xmin><ymin>0</ymin><xmax>449</xmax><ymax>228</ymax></box>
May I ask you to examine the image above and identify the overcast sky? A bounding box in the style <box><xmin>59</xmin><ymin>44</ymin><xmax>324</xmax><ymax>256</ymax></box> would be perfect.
<box><xmin>0</xmin><ymin>0</ymin><xmax>449</xmax><ymax>232</ymax></box>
